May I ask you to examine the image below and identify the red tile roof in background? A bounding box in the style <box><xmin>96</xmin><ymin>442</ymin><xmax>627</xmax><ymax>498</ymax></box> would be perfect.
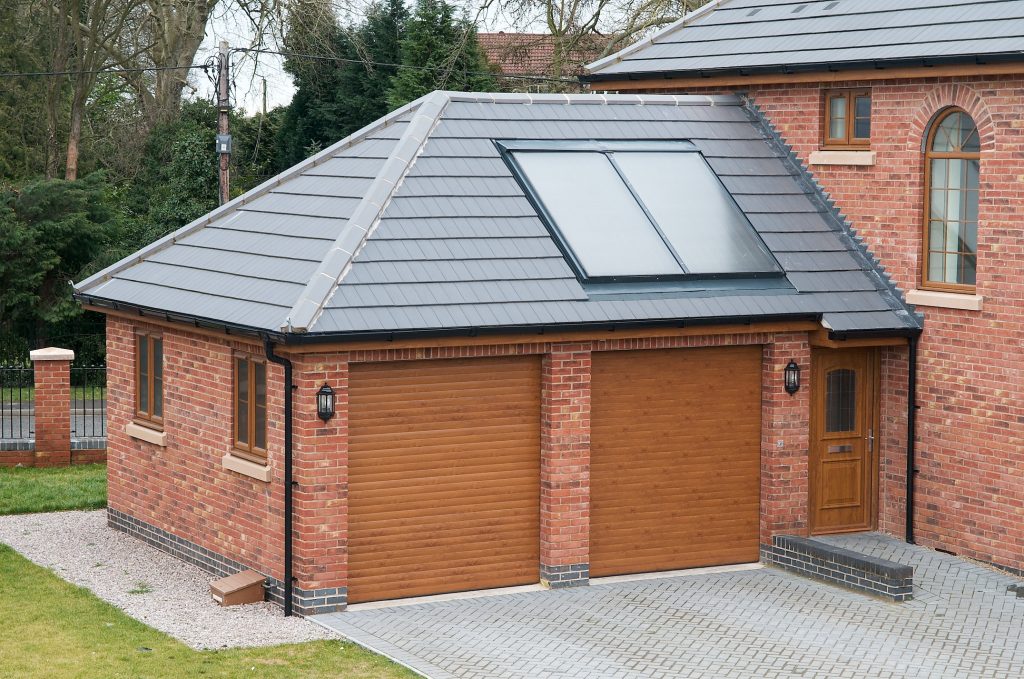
<box><xmin>478</xmin><ymin>32</ymin><xmax>603</xmax><ymax>76</ymax></box>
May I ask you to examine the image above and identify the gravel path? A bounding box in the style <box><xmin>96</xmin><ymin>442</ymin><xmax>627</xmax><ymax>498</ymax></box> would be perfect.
<box><xmin>0</xmin><ymin>510</ymin><xmax>335</xmax><ymax>650</ymax></box>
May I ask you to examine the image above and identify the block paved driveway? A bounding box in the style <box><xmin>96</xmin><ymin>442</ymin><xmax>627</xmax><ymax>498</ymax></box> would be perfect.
<box><xmin>313</xmin><ymin>534</ymin><xmax>1024</xmax><ymax>679</ymax></box>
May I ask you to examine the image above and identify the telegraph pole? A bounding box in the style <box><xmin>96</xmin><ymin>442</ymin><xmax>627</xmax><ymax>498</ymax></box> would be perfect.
<box><xmin>216</xmin><ymin>40</ymin><xmax>232</xmax><ymax>205</ymax></box>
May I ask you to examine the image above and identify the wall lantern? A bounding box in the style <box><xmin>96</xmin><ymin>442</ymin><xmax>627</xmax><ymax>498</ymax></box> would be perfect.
<box><xmin>784</xmin><ymin>360</ymin><xmax>801</xmax><ymax>395</ymax></box>
<box><xmin>316</xmin><ymin>383</ymin><xmax>335</xmax><ymax>421</ymax></box>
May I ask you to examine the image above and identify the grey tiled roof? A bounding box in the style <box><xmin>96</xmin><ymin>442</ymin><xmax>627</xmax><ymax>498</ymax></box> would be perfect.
<box><xmin>586</xmin><ymin>0</ymin><xmax>1024</xmax><ymax>80</ymax></box>
<box><xmin>75</xmin><ymin>91</ymin><xmax>920</xmax><ymax>339</ymax></box>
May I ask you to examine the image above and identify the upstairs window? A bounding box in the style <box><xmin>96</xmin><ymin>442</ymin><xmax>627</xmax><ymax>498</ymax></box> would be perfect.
<box><xmin>135</xmin><ymin>333</ymin><xmax>163</xmax><ymax>428</ymax></box>
<box><xmin>501</xmin><ymin>141</ymin><xmax>781</xmax><ymax>282</ymax></box>
<box><xmin>923</xmin><ymin>108</ymin><xmax>980</xmax><ymax>291</ymax></box>
<box><xmin>823</xmin><ymin>89</ymin><xmax>871</xmax><ymax>148</ymax></box>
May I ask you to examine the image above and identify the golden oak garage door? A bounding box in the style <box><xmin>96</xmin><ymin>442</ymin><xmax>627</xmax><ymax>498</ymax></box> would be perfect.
<box><xmin>347</xmin><ymin>356</ymin><xmax>541</xmax><ymax>604</ymax></box>
<box><xmin>590</xmin><ymin>346</ymin><xmax>761</xmax><ymax>578</ymax></box>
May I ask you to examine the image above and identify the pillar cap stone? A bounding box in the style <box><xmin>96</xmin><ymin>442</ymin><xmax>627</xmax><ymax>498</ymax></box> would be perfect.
<box><xmin>29</xmin><ymin>347</ymin><xmax>75</xmax><ymax>362</ymax></box>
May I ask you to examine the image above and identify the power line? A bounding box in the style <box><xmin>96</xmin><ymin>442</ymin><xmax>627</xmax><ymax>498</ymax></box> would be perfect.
<box><xmin>236</xmin><ymin>47</ymin><xmax>581</xmax><ymax>85</ymax></box>
<box><xmin>0</xmin><ymin>63</ymin><xmax>212</xmax><ymax>79</ymax></box>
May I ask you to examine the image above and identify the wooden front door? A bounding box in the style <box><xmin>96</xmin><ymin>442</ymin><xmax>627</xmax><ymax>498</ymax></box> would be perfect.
<box><xmin>810</xmin><ymin>348</ymin><xmax>879</xmax><ymax>534</ymax></box>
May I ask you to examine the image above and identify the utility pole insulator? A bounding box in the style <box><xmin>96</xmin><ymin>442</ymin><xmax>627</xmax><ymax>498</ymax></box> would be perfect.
<box><xmin>217</xmin><ymin>40</ymin><xmax>231</xmax><ymax>206</ymax></box>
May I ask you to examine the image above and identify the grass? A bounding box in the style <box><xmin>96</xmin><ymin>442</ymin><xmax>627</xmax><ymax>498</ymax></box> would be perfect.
<box><xmin>0</xmin><ymin>544</ymin><xmax>416</xmax><ymax>679</ymax></box>
<box><xmin>0</xmin><ymin>463</ymin><xmax>108</xmax><ymax>515</ymax></box>
<box><xmin>0</xmin><ymin>386</ymin><xmax>106</xmax><ymax>403</ymax></box>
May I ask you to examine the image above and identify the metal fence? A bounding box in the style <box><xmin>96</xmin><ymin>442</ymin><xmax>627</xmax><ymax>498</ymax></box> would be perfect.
<box><xmin>71</xmin><ymin>364</ymin><xmax>107</xmax><ymax>440</ymax></box>
<box><xmin>0</xmin><ymin>362</ymin><xmax>34</xmax><ymax>440</ymax></box>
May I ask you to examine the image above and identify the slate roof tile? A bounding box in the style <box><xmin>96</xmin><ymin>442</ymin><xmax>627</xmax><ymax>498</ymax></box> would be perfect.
<box><xmin>75</xmin><ymin>91</ymin><xmax>920</xmax><ymax>339</ymax></box>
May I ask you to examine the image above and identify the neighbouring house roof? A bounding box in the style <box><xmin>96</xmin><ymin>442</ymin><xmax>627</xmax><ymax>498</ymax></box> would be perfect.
<box><xmin>478</xmin><ymin>32</ymin><xmax>601</xmax><ymax>76</ymax></box>
<box><xmin>585</xmin><ymin>0</ymin><xmax>1024</xmax><ymax>82</ymax></box>
<box><xmin>74</xmin><ymin>90</ymin><xmax>921</xmax><ymax>341</ymax></box>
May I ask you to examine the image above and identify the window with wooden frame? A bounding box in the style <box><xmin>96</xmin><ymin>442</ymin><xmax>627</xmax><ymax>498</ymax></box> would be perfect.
<box><xmin>923</xmin><ymin>108</ymin><xmax>980</xmax><ymax>292</ymax></box>
<box><xmin>823</xmin><ymin>89</ymin><xmax>871</xmax><ymax>148</ymax></box>
<box><xmin>135</xmin><ymin>333</ymin><xmax>163</xmax><ymax>428</ymax></box>
<box><xmin>233</xmin><ymin>355</ymin><xmax>267</xmax><ymax>461</ymax></box>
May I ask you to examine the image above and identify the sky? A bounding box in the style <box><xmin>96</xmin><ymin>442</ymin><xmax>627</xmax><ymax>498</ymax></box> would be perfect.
<box><xmin>191</xmin><ymin>1</ymin><xmax>537</xmax><ymax>113</ymax></box>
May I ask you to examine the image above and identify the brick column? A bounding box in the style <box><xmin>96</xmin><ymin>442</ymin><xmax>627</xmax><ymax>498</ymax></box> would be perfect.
<box><xmin>30</xmin><ymin>347</ymin><xmax>74</xmax><ymax>467</ymax></box>
<box><xmin>759</xmin><ymin>334</ymin><xmax>812</xmax><ymax>543</ymax></box>
<box><xmin>290</xmin><ymin>353</ymin><xmax>349</xmax><ymax>614</ymax></box>
<box><xmin>539</xmin><ymin>345</ymin><xmax>591</xmax><ymax>588</ymax></box>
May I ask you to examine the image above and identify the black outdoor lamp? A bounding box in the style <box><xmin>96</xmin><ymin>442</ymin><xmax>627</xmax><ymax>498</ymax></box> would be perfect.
<box><xmin>784</xmin><ymin>360</ymin><xmax>801</xmax><ymax>395</ymax></box>
<box><xmin>316</xmin><ymin>383</ymin><xmax>336</xmax><ymax>421</ymax></box>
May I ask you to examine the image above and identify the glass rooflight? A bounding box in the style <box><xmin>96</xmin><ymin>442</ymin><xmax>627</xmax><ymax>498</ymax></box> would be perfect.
<box><xmin>502</xmin><ymin>141</ymin><xmax>781</xmax><ymax>282</ymax></box>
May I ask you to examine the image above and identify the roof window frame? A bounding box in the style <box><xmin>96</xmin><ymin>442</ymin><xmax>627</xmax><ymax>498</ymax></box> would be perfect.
<box><xmin>496</xmin><ymin>139</ymin><xmax>784</xmax><ymax>284</ymax></box>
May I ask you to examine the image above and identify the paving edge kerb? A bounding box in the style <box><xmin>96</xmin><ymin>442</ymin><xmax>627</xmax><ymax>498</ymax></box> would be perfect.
<box><xmin>761</xmin><ymin>535</ymin><xmax>914</xmax><ymax>602</ymax></box>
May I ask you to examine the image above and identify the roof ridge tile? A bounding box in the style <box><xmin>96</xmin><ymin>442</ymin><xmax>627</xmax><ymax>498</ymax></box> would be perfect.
<box><xmin>289</xmin><ymin>91</ymin><xmax>451</xmax><ymax>333</ymax></box>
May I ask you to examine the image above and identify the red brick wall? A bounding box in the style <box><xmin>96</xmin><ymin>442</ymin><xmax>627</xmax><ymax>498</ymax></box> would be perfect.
<box><xmin>539</xmin><ymin>345</ymin><xmax>591</xmax><ymax>584</ymax></box>
<box><xmin>109</xmin><ymin>316</ymin><xmax>910</xmax><ymax>606</ymax></box>
<box><xmin>760</xmin><ymin>333</ymin><xmax>812</xmax><ymax>542</ymax></box>
<box><xmin>106</xmin><ymin>316</ymin><xmax>285</xmax><ymax>583</ymax></box>
<box><xmin>290</xmin><ymin>353</ymin><xmax>349</xmax><ymax>596</ymax></box>
<box><xmin>661</xmin><ymin>76</ymin><xmax>1024</xmax><ymax>571</ymax></box>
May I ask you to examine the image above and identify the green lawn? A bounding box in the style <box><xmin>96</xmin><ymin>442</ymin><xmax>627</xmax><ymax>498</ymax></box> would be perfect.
<box><xmin>0</xmin><ymin>544</ymin><xmax>416</xmax><ymax>679</ymax></box>
<box><xmin>0</xmin><ymin>385</ymin><xmax>106</xmax><ymax>402</ymax></box>
<box><xmin>0</xmin><ymin>463</ymin><xmax>108</xmax><ymax>514</ymax></box>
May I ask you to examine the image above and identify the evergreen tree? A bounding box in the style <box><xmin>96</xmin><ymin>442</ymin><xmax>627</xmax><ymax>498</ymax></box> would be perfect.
<box><xmin>275</xmin><ymin>0</ymin><xmax>408</xmax><ymax>170</ymax></box>
<box><xmin>386</xmin><ymin>0</ymin><xmax>495</xmax><ymax>109</ymax></box>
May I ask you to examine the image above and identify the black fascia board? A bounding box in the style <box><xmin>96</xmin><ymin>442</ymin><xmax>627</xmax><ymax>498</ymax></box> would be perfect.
<box><xmin>77</xmin><ymin>293</ymin><xmax>919</xmax><ymax>344</ymax></box>
<box><xmin>74</xmin><ymin>292</ymin><xmax>289</xmax><ymax>343</ymax></box>
<box><xmin>581</xmin><ymin>51</ymin><xmax>1024</xmax><ymax>84</ymax></box>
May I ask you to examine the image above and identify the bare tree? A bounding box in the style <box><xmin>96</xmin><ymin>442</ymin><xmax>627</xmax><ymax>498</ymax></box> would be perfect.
<box><xmin>476</xmin><ymin>0</ymin><xmax>712</xmax><ymax>79</ymax></box>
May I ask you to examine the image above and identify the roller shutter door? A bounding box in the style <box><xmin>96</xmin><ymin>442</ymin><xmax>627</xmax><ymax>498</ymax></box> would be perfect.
<box><xmin>347</xmin><ymin>356</ymin><xmax>541</xmax><ymax>604</ymax></box>
<box><xmin>590</xmin><ymin>346</ymin><xmax>761</xmax><ymax>578</ymax></box>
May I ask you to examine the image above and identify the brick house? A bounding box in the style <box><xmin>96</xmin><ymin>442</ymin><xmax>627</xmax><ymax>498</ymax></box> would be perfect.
<box><xmin>75</xmin><ymin>89</ymin><xmax>921</xmax><ymax>615</ymax></box>
<box><xmin>584</xmin><ymin>0</ymin><xmax>1024</xmax><ymax>577</ymax></box>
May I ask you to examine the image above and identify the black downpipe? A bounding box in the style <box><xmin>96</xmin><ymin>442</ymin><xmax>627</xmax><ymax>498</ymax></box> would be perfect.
<box><xmin>906</xmin><ymin>335</ymin><xmax>919</xmax><ymax>544</ymax></box>
<box><xmin>264</xmin><ymin>339</ymin><xmax>294</xmax><ymax>615</ymax></box>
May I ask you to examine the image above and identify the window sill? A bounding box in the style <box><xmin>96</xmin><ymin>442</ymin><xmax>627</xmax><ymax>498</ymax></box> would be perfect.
<box><xmin>906</xmin><ymin>289</ymin><xmax>983</xmax><ymax>311</ymax></box>
<box><xmin>808</xmin><ymin>150</ymin><xmax>876</xmax><ymax>166</ymax></box>
<box><xmin>222</xmin><ymin>454</ymin><xmax>271</xmax><ymax>482</ymax></box>
<box><xmin>126</xmin><ymin>421</ymin><xmax>167</xmax><ymax>447</ymax></box>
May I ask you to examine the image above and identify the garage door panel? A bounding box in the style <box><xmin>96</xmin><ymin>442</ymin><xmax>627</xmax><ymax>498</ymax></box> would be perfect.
<box><xmin>348</xmin><ymin>356</ymin><xmax>541</xmax><ymax>604</ymax></box>
<box><xmin>591</xmin><ymin>346</ymin><xmax>761</xmax><ymax>578</ymax></box>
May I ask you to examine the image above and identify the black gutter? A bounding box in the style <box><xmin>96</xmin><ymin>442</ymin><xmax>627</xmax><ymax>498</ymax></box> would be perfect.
<box><xmin>75</xmin><ymin>293</ymin><xmax>289</xmax><ymax>343</ymax></box>
<box><xmin>282</xmin><ymin>313</ymin><xmax>824</xmax><ymax>344</ymax></box>
<box><xmin>906</xmin><ymin>334</ymin><xmax>919</xmax><ymax>544</ymax></box>
<box><xmin>263</xmin><ymin>338</ymin><xmax>294</xmax><ymax>616</ymax></box>
<box><xmin>582</xmin><ymin>52</ymin><xmax>1024</xmax><ymax>85</ymax></box>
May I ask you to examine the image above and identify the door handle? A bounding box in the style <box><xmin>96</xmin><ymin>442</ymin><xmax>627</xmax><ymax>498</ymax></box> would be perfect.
<box><xmin>866</xmin><ymin>428</ymin><xmax>874</xmax><ymax>453</ymax></box>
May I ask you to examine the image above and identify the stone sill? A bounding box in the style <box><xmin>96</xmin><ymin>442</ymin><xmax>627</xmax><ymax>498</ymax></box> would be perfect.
<box><xmin>808</xmin><ymin>150</ymin><xmax>876</xmax><ymax>166</ymax></box>
<box><xmin>222</xmin><ymin>453</ymin><xmax>271</xmax><ymax>482</ymax></box>
<box><xmin>126</xmin><ymin>422</ymin><xmax>167</xmax><ymax>447</ymax></box>
<box><xmin>906</xmin><ymin>289</ymin><xmax>983</xmax><ymax>311</ymax></box>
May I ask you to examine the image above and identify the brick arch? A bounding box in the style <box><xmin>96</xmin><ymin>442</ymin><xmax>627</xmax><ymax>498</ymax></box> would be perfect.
<box><xmin>909</xmin><ymin>83</ymin><xmax>996</xmax><ymax>153</ymax></box>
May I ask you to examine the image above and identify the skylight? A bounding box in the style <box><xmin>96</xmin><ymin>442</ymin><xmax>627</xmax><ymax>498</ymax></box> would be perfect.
<box><xmin>501</xmin><ymin>141</ymin><xmax>781</xmax><ymax>282</ymax></box>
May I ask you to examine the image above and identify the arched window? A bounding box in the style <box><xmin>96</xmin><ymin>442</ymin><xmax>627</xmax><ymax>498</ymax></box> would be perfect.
<box><xmin>924</xmin><ymin>109</ymin><xmax>980</xmax><ymax>290</ymax></box>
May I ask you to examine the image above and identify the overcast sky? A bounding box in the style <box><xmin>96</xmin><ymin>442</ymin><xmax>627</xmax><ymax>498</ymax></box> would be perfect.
<box><xmin>191</xmin><ymin>1</ymin><xmax>536</xmax><ymax>113</ymax></box>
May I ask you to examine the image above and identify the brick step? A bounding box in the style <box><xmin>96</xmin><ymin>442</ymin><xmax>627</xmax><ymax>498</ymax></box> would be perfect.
<box><xmin>762</xmin><ymin>535</ymin><xmax>913</xmax><ymax>601</ymax></box>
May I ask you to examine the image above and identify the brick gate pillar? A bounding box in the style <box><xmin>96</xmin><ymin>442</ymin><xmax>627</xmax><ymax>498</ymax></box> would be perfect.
<box><xmin>30</xmin><ymin>347</ymin><xmax>74</xmax><ymax>467</ymax></box>
<box><xmin>539</xmin><ymin>345</ymin><xmax>591</xmax><ymax>588</ymax></box>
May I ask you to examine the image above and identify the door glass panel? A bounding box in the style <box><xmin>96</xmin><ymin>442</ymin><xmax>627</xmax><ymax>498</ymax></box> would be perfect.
<box><xmin>825</xmin><ymin>369</ymin><xmax>857</xmax><ymax>433</ymax></box>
